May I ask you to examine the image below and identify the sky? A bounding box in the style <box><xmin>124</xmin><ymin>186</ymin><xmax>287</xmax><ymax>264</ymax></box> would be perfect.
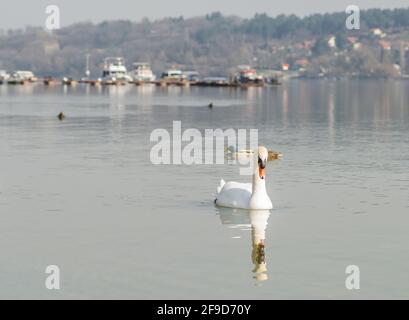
<box><xmin>0</xmin><ymin>0</ymin><xmax>408</xmax><ymax>30</ymax></box>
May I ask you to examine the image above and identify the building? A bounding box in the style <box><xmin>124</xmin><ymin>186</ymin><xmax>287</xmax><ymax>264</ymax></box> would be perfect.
<box><xmin>328</xmin><ymin>36</ymin><xmax>336</xmax><ymax>48</ymax></box>
<box><xmin>281</xmin><ymin>63</ymin><xmax>290</xmax><ymax>71</ymax></box>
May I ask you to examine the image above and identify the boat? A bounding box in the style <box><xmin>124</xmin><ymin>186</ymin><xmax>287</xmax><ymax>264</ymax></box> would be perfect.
<box><xmin>101</xmin><ymin>57</ymin><xmax>132</xmax><ymax>85</ymax></box>
<box><xmin>43</xmin><ymin>76</ymin><xmax>57</xmax><ymax>86</ymax></box>
<box><xmin>7</xmin><ymin>73</ymin><xmax>26</xmax><ymax>85</ymax></box>
<box><xmin>183</xmin><ymin>71</ymin><xmax>200</xmax><ymax>83</ymax></box>
<box><xmin>89</xmin><ymin>79</ymin><xmax>102</xmax><ymax>86</ymax></box>
<box><xmin>6</xmin><ymin>70</ymin><xmax>37</xmax><ymax>85</ymax></box>
<box><xmin>234</xmin><ymin>65</ymin><xmax>265</xmax><ymax>87</ymax></box>
<box><xmin>161</xmin><ymin>69</ymin><xmax>186</xmax><ymax>81</ymax></box>
<box><xmin>159</xmin><ymin>69</ymin><xmax>189</xmax><ymax>86</ymax></box>
<box><xmin>62</xmin><ymin>77</ymin><xmax>77</xmax><ymax>86</ymax></box>
<box><xmin>14</xmin><ymin>71</ymin><xmax>37</xmax><ymax>82</ymax></box>
<box><xmin>195</xmin><ymin>77</ymin><xmax>231</xmax><ymax>87</ymax></box>
<box><xmin>0</xmin><ymin>70</ymin><xmax>10</xmax><ymax>84</ymax></box>
<box><xmin>131</xmin><ymin>62</ymin><xmax>156</xmax><ymax>83</ymax></box>
<box><xmin>79</xmin><ymin>77</ymin><xmax>101</xmax><ymax>85</ymax></box>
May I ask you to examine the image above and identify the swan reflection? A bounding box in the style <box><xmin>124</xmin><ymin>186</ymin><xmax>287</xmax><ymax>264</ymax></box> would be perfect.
<box><xmin>217</xmin><ymin>208</ymin><xmax>271</xmax><ymax>282</ymax></box>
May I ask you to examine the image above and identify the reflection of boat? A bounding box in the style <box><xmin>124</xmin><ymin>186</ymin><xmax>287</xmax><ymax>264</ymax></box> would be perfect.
<box><xmin>101</xmin><ymin>57</ymin><xmax>132</xmax><ymax>84</ymax></box>
<box><xmin>216</xmin><ymin>208</ymin><xmax>271</xmax><ymax>281</ymax></box>
<box><xmin>131</xmin><ymin>62</ymin><xmax>156</xmax><ymax>83</ymax></box>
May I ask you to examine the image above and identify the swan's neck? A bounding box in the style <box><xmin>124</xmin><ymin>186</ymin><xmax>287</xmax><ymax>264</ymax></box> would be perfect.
<box><xmin>252</xmin><ymin>171</ymin><xmax>267</xmax><ymax>195</ymax></box>
<box><xmin>249</xmin><ymin>157</ymin><xmax>272</xmax><ymax>210</ymax></box>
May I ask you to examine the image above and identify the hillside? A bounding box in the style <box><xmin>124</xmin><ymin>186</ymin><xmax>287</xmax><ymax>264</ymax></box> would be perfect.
<box><xmin>1</xmin><ymin>8</ymin><xmax>409</xmax><ymax>78</ymax></box>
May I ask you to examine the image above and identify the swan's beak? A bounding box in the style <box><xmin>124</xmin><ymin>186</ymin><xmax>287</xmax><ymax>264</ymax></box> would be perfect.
<box><xmin>259</xmin><ymin>167</ymin><xmax>266</xmax><ymax>179</ymax></box>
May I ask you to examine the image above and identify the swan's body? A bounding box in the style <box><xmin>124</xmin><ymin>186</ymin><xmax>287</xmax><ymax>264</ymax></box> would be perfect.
<box><xmin>215</xmin><ymin>146</ymin><xmax>273</xmax><ymax>210</ymax></box>
<box><xmin>215</xmin><ymin>180</ymin><xmax>253</xmax><ymax>209</ymax></box>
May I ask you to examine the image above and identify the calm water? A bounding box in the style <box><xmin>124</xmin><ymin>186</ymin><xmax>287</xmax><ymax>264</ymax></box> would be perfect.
<box><xmin>0</xmin><ymin>80</ymin><xmax>408</xmax><ymax>299</ymax></box>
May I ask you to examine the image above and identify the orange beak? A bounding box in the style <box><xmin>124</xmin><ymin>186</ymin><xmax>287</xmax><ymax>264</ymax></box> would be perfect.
<box><xmin>259</xmin><ymin>167</ymin><xmax>266</xmax><ymax>179</ymax></box>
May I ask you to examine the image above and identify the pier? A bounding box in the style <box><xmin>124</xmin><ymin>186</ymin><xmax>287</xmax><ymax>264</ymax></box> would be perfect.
<box><xmin>0</xmin><ymin>63</ymin><xmax>281</xmax><ymax>89</ymax></box>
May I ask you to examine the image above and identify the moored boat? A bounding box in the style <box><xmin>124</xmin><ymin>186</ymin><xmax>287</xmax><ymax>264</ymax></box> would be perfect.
<box><xmin>62</xmin><ymin>77</ymin><xmax>77</xmax><ymax>86</ymax></box>
<box><xmin>233</xmin><ymin>65</ymin><xmax>265</xmax><ymax>87</ymax></box>
<box><xmin>43</xmin><ymin>76</ymin><xmax>57</xmax><ymax>86</ymax></box>
<box><xmin>14</xmin><ymin>71</ymin><xmax>37</xmax><ymax>83</ymax></box>
<box><xmin>158</xmin><ymin>69</ymin><xmax>189</xmax><ymax>86</ymax></box>
<box><xmin>7</xmin><ymin>74</ymin><xmax>26</xmax><ymax>85</ymax></box>
<box><xmin>0</xmin><ymin>70</ymin><xmax>10</xmax><ymax>84</ymax></box>
<box><xmin>101</xmin><ymin>57</ymin><xmax>132</xmax><ymax>85</ymax></box>
<box><xmin>131</xmin><ymin>62</ymin><xmax>156</xmax><ymax>83</ymax></box>
<box><xmin>6</xmin><ymin>70</ymin><xmax>37</xmax><ymax>85</ymax></box>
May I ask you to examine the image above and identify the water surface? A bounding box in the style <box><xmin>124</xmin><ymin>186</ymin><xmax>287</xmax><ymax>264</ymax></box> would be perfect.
<box><xmin>0</xmin><ymin>80</ymin><xmax>408</xmax><ymax>299</ymax></box>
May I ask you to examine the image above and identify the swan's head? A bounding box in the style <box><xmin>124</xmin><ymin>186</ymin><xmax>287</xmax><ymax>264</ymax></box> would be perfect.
<box><xmin>257</xmin><ymin>146</ymin><xmax>268</xmax><ymax>180</ymax></box>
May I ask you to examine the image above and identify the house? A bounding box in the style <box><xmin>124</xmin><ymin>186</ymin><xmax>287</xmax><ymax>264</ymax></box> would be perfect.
<box><xmin>303</xmin><ymin>40</ymin><xmax>315</xmax><ymax>49</ymax></box>
<box><xmin>281</xmin><ymin>63</ymin><xmax>290</xmax><ymax>71</ymax></box>
<box><xmin>346</xmin><ymin>36</ymin><xmax>358</xmax><ymax>45</ymax></box>
<box><xmin>328</xmin><ymin>36</ymin><xmax>336</xmax><ymax>48</ymax></box>
<box><xmin>295</xmin><ymin>59</ymin><xmax>310</xmax><ymax>69</ymax></box>
<box><xmin>371</xmin><ymin>28</ymin><xmax>386</xmax><ymax>38</ymax></box>
<box><xmin>379</xmin><ymin>40</ymin><xmax>391</xmax><ymax>51</ymax></box>
<box><xmin>346</xmin><ymin>36</ymin><xmax>361</xmax><ymax>50</ymax></box>
<box><xmin>353</xmin><ymin>43</ymin><xmax>362</xmax><ymax>50</ymax></box>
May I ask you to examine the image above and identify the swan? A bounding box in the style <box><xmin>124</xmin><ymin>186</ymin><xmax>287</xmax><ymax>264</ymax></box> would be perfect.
<box><xmin>215</xmin><ymin>146</ymin><xmax>273</xmax><ymax>210</ymax></box>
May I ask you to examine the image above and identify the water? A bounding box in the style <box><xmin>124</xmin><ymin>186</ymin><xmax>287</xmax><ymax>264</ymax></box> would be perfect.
<box><xmin>0</xmin><ymin>80</ymin><xmax>408</xmax><ymax>299</ymax></box>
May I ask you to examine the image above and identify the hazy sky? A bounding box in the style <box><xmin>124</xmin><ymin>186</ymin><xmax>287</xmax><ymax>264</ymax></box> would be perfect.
<box><xmin>1</xmin><ymin>0</ymin><xmax>408</xmax><ymax>29</ymax></box>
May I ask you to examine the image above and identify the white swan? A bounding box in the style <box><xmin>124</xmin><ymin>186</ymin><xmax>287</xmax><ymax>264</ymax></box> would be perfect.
<box><xmin>215</xmin><ymin>146</ymin><xmax>273</xmax><ymax>210</ymax></box>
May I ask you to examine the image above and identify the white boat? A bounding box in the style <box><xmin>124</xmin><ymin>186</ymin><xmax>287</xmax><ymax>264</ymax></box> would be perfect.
<box><xmin>14</xmin><ymin>71</ymin><xmax>37</xmax><ymax>82</ymax></box>
<box><xmin>6</xmin><ymin>70</ymin><xmax>37</xmax><ymax>84</ymax></box>
<box><xmin>101</xmin><ymin>57</ymin><xmax>132</xmax><ymax>84</ymax></box>
<box><xmin>234</xmin><ymin>65</ymin><xmax>264</xmax><ymax>86</ymax></box>
<box><xmin>0</xmin><ymin>70</ymin><xmax>10</xmax><ymax>81</ymax></box>
<box><xmin>131</xmin><ymin>62</ymin><xmax>156</xmax><ymax>82</ymax></box>
<box><xmin>161</xmin><ymin>69</ymin><xmax>186</xmax><ymax>81</ymax></box>
<box><xmin>7</xmin><ymin>72</ymin><xmax>30</xmax><ymax>85</ymax></box>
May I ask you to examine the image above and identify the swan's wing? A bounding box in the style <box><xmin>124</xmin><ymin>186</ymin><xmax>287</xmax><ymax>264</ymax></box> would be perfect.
<box><xmin>216</xmin><ymin>179</ymin><xmax>226</xmax><ymax>195</ymax></box>
<box><xmin>215</xmin><ymin>181</ymin><xmax>252</xmax><ymax>209</ymax></box>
